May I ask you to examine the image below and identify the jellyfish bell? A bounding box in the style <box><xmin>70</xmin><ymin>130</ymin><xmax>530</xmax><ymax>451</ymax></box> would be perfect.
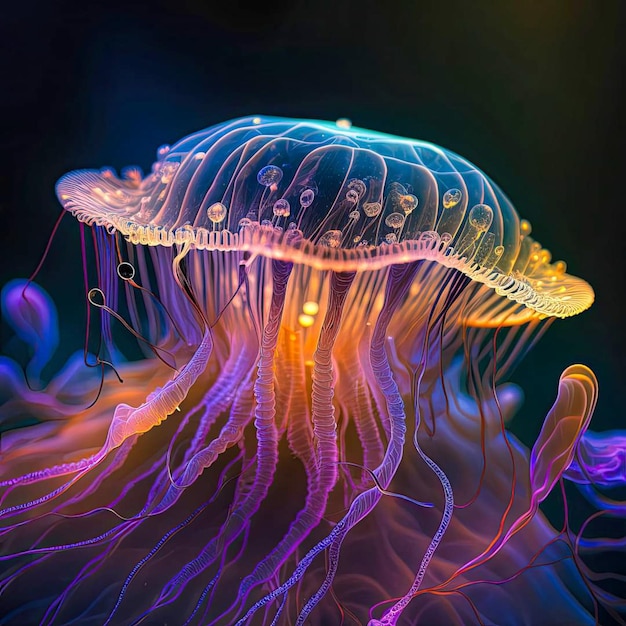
<box><xmin>57</xmin><ymin>115</ymin><xmax>592</xmax><ymax>324</ymax></box>
<box><xmin>0</xmin><ymin>116</ymin><xmax>622</xmax><ymax>626</ymax></box>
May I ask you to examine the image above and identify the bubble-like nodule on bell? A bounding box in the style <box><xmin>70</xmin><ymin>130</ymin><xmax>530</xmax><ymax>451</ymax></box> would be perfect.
<box><xmin>300</xmin><ymin>189</ymin><xmax>315</xmax><ymax>208</ymax></box>
<box><xmin>113</xmin><ymin>190</ymin><xmax>131</xmax><ymax>204</ymax></box>
<box><xmin>440</xmin><ymin>232</ymin><xmax>453</xmax><ymax>245</ymax></box>
<box><xmin>347</xmin><ymin>178</ymin><xmax>366</xmax><ymax>198</ymax></box>
<box><xmin>122</xmin><ymin>166</ymin><xmax>143</xmax><ymax>186</ymax></box>
<box><xmin>348</xmin><ymin>210</ymin><xmax>360</xmax><ymax>221</ymax></box>
<box><xmin>363</xmin><ymin>201</ymin><xmax>382</xmax><ymax>217</ymax></box>
<box><xmin>273</xmin><ymin>198</ymin><xmax>291</xmax><ymax>217</ymax></box>
<box><xmin>336</xmin><ymin>118</ymin><xmax>352</xmax><ymax>129</ymax></box>
<box><xmin>319</xmin><ymin>229</ymin><xmax>342</xmax><ymax>248</ymax></box>
<box><xmin>468</xmin><ymin>203</ymin><xmax>493</xmax><ymax>231</ymax></box>
<box><xmin>239</xmin><ymin>217</ymin><xmax>253</xmax><ymax>228</ymax></box>
<box><xmin>157</xmin><ymin>144</ymin><xmax>171</xmax><ymax>158</ymax></box>
<box><xmin>443</xmin><ymin>188</ymin><xmax>462</xmax><ymax>209</ymax></box>
<box><xmin>385</xmin><ymin>233</ymin><xmax>398</xmax><ymax>244</ymax></box>
<box><xmin>257</xmin><ymin>165</ymin><xmax>283</xmax><ymax>187</ymax></box>
<box><xmin>520</xmin><ymin>219</ymin><xmax>532</xmax><ymax>236</ymax></box>
<box><xmin>160</xmin><ymin>162</ymin><xmax>179</xmax><ymax>185</ymax></box>
<box><xmin>540</xmin><ymin>249</ymin><xmax>552</xmax><ymax>264</ymax></box>
<box><xmin>399</xmin><ymin>194</ymin><xmax>418</xmax><ymax>214</ymax></box>
<box><xmin>385</xmin><ymin>212</ymin><xmax>405</xmax><ymax>229</ymax></box>
<box><xmin>207</xmin><ymin>202</ymin><xmax>228</xmax><ymax>223</ymax></box>
<box><xmin>346</xmin><ymin>189</ymin><xmax>359</xmax><ymax>204</ymax></box>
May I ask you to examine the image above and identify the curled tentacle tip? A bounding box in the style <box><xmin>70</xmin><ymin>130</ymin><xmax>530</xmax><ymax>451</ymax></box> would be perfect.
<box><xmin>1</xmin><ymin>279</ymin><xmax>59</xmax><ymax>379</ymax></box>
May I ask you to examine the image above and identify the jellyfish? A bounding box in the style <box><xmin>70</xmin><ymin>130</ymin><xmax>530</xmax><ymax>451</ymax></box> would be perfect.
<box><xmin>1</xmin><ymin>116</ymin><xmax>624</xmax><ymax>625</ymax></box>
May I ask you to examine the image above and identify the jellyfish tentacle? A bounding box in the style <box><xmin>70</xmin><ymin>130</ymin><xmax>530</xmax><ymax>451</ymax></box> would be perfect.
<box><xmin>0</xmin><ymin>454</ymin><xmax>104</xmax><ymax>490</ymax></box>
<box><xmin>153</xmin><ymin>260</ymin><xmax>293</xmax><ymax>612</ymax></box>
<box><xmin>139</xmin><ymin>253</ymin><xmax>257</xmax><ymax>515</ymax></box>
<box><xmin>0</xmin><ymin>331</ymin><xmax>212</xmax><ymax>520</ymax></box>
<box><xmin>62</xmin><ymin>438</ymin><xmax>138</xmax><ymax>512</ymax></box>
<box><xmin>0</xmin><ymin>337</ymin><xmax>212</xmax><ymax>531</ymax></box>
<box><xmin>0</xmin><ymin>522</ymin><xmax>129</xmax><ymax>560</ymax></box>
<box><xmin>182</xmin><ymin>343</ymin><xmax>255</xmax><ymax>463</ymax></box>
<box><xmin>181</xmin><ymin>573</ymin><xmax>220</xmax><ymax>626</ymax></box>
<box><xmin>234</xmin><ymin>522</ymin><xmax>346</xmax><ymax>625</ymax></box>
<box><xmin>375</xmin><ymin>286</ymin><xmax>459</xmax><ymax>625</ymax></box>
<box><xmin>565</xmin><ymin>428</ymin><xmax>626</xmax><ymax>514</ymax></box>
<box><xmin>429</xmin><ymin>363</ymin><xmax>598</xmax><ymax>595</ymax></box>
<box><xmin>1</xmin><ymin>279</ymin><xmax>59</xmax><ymax>388</ymax></box>
<box><xmin>152</xmin><ymin>367</ymin><xmax>256</xmax><ymax>517</ymax></box>
<box><xmin>3</xmin><ymin>436</ymin><xmax>145</xmax><ymax>545</ymax></box>
<box><xmin>273</xmin><ymin>328</ymin><xmax>308</xmax><ymax>437</ymax></box>
<box><xmin>100</xmin><ymin>519</ymin><xmax>185</xmax><ymax>620</ymax></box>
<box><xmin>227</xmin><ymin>329</ymin><xmax>318</xmax><ymax>602</ymax></box>
<box><xmin>337</xmin><ymin>349</ymin><xmax>385</xmax><ymax>486</ymax></box>
<box><xmin>311</xmin><ymin>271</ymin><xmax>357</xmax><ymax>490</ymax></box>
<box><xmin>375</xmin><ymin>440</ymin><xmax>454</xmax><ymax>625</ymax></box>
<box><xmin>296</xmin><ymin>262</ymin><xmax>421</xmax><ymax>624</ymax></box>
<box><xmin>231</xmin><ymin>271</ymin><xmax>356</xmax><ymax>609</ymax></box>
<box><xmin>0</xmin><ymin>437</ymin><xmax>137</xmax><ymax>562</ymax></box>
<box><xmin>530</xmin><ymin>365</ymin><xmax>597</xmax><ymax>499</ymax></box>
<box><xmin>42</xmin><ymin>529</ymin><xmax>126</xmax><ymax>626</ymax></box>
<box><xmin>233</xmin><ymin>263</ymin><xmax>419</xmax><ymax>624</ymax></box>
<box><xmin>575</xmin><ymin>484</ymin><xmax>626</xmax><ymax>515</ymax></box>
<box><xmin>0</xmin><ymin>468</ymin><xmax>103</xmax><ymax>518</ymax></box>
<box><xmin>151</xmin><ymin>282</ymin><xmax>264</xmax><ymax>502</ymax></box>
<box><xmin>148</xmin><ymin>346</ymin><xmax>256</xmax><ymax>514</ymax></box>
<box><xmin>0</xmin><ymin>553</ymin><xmax>54</xmax><ymax>598</ymax></box>
<box><xmin>105</xmin><ymin>327</ymin><xmax>213</xmax><ymax>448</ymax></box>
<box><xmin>103</xmin><ymin>451</ymin><xmax>245</xmax><ymax>626</ymax></box>
<box><xmin>359</xmin><ymin>320</ymin><xmax>392</xmax><ymax>440</ymax></box>
<box><xmin>281</xmin><ymin>328</ymin><xmax>315</xmax><ymax>470</ymax></box>
<box><xmin>490</xmin><ymin>364</ymin><xmax>597</xmax><ymax>559</ymax></box>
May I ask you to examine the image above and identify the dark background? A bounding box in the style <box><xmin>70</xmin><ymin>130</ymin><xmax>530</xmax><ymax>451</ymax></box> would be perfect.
<box><xmin>0</xmin><ymin>1</ymin><xmax>624</xmax><ymax>504</ymax></box>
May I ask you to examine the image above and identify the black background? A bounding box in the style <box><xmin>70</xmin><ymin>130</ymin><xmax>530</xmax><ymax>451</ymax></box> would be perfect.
<box><xmin>0</xmin><ymin>1</ymin><xmax>624</xmax><ymax>481</ymax></box>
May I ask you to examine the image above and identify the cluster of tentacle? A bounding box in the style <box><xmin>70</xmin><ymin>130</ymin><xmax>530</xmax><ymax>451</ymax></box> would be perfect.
<box><xmin>0</xmin><ymin>222</ymin><xmax>623</xmax><ymax>624</ymax></box>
